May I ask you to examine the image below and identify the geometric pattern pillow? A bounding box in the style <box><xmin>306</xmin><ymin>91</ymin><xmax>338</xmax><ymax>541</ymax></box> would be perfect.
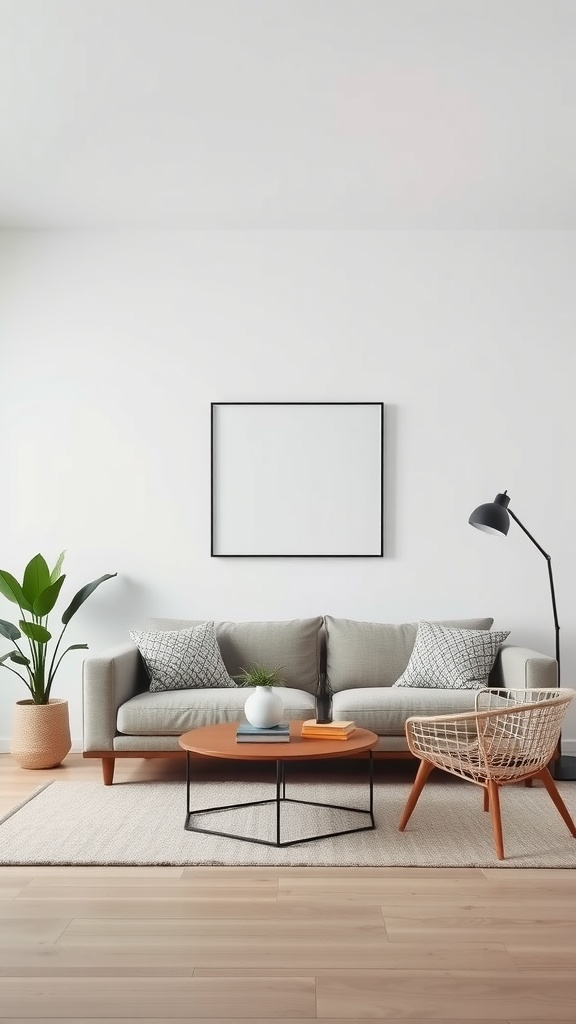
<box><xmin>129</xmin><ymin>621</ymin><xmax>236</xmax><ymax>692</ymax></box>
<box><xmin>393</xmin><ymin>621</ymin><xmax>510</xmax><ymax>690</ymax></box>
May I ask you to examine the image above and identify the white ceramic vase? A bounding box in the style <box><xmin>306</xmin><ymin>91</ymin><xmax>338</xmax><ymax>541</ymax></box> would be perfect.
<box><xmin>243</xmin><ymin>686</ymin><xmax>284</xmax><ymax>728</ymax></box>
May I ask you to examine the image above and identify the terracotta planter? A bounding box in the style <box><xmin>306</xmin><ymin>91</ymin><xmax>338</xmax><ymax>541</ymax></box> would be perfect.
<box><xmin>10</xmin><ymin>698</ymin><xmax>72</xmax><ymax>770</ymax></box>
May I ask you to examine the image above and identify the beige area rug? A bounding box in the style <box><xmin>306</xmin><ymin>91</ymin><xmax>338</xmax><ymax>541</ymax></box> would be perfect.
<box><xmin>1</xmin><ymin>776</ymin><xmax>576</xmax><ymax>867</ymax></box>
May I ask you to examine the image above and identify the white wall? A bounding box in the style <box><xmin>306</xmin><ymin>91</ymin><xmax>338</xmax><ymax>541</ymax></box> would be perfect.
<box><xmin>1</xmin><ymin>230</ymin><xmax>575</xmax><ymax>749</ymax></box>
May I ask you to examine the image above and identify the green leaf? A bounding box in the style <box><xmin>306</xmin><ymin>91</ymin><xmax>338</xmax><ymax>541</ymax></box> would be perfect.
<box><xmin>0</xmin><ymin>618</ymin><xmax>22</xmax><ymax>642</ymax></box>
<box><xmin>33</xmin><ymin>575</ymin><xmax>66</xmax><ymax>617</ymax></box>
<box><xmin>10</xmin><ymin>652</ymin><xmax>30</xmax><ymax>666</ymax></box>
<box><xmin>0</xmin><ymin>652</ymin><xmax>31</xmax><ymax>689</ymax></box>
<box><xmin>19</xmin><ymin>620</ymin><xmax>51</xmax><ymax>643</ymax></box>
<box><xmin>22</xmin><ymin>554</ymin><xmax>51</xmax><ymax>606</ymax></box>
<box><xmin>0</xmin><ymin>571</ymin><xmax>33</xmax><ymax>612</ymax></box>
<box><xmin>234</xmin><ymin>664</ymin><xmax>284</xmax><ymax>686</ymax></box>
<box><xmin>61</xmin><ymin>573</ymin><xmax>117</xmax><ymax>625</ymax></box>
<box><xmin>50</xmin><ymin>550</ymin><xmax>66</xmax><ymax>584</ymax></box>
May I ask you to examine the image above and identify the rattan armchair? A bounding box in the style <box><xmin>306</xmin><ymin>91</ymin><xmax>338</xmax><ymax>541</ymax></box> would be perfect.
<box><xmin>399</xmin><ymin>687</ymin><xmax>576</xmax><ymax>859</ymax></box>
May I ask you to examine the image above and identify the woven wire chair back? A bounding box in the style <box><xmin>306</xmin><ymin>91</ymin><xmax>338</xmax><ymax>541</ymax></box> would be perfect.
<box><xmin>406</xmin><ymin>688</ymin><xmax>575</xmax><ymax>785</ymax></box>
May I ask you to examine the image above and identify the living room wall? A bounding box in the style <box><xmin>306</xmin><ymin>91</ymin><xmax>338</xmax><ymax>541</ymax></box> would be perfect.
<box><xmin>1</xmin><ymin>229</ymin><xmax>575</xmax><ymax>748</ymax></box>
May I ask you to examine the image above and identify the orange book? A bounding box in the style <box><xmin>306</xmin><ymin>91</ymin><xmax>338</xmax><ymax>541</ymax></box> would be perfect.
<box><xmin>301</xmin><ymin>719</ymin><xmax>356</xmax><ymax>740</ymax></box>
<box><xmin>302</xmin><ymin>726</ymin><xmax>354</xmax><ymax>732</ymax></box>
<box><xmin>302</xmin><ymin>731</ymin><xmax>354</xmax><ymax>740</ymax></box>
<box><xmin>301</xmin><ymin>719</ymin><xmax>355</xmax><ymax>731</ymax></box>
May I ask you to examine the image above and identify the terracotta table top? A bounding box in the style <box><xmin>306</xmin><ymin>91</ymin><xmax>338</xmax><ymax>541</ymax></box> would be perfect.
<box><xmin>179</xmin><ymin>721</ymin><xmax>378</xmax><ymax>761</ymax></box>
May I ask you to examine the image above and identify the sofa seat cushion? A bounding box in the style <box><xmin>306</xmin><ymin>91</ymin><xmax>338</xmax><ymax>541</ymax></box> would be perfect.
<box><xmin>332</xmin><ymin>687</ymin><xmax>479</xmax><ymax>736</ymax></box>
<box><xmin>117</xmin><ymin>686</ymin><xmax>316</xmax><ymax>736</ymax></box>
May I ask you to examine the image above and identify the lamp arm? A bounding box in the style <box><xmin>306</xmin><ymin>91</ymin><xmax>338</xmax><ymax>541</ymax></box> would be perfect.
<box><xmin>507</xmin><ymin>509</ymin><xmax>550</xmax><ymax>559</ymax></box>
<box><xmin>508</xmin><ymin>508</ymin><xmax>560</xmax><ymax>681</ymax></box>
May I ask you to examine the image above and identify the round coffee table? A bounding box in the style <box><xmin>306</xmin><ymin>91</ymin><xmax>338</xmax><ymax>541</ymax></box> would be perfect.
<box><xmin>179</xmin><ymin>721</ymin><xmax>378</xmax><ymax>848</ymax></box>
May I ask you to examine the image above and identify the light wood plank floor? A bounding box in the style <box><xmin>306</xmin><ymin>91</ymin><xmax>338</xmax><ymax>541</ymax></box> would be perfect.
<box><xmin>0</xmin><ymin>753</ymin><xmax>575</xmax><ymax>1022</ymax></box>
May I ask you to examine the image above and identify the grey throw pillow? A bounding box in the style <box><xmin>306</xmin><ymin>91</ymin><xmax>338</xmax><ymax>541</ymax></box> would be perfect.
<box><xmin>393</xmin><ymin>621</ymin><xmax>510</xmax><ymax>690</ymax></box>
<box><xmin>130</xmin><ymin>621</ymin><xmax>236</xmax><ymax>692</ymax></box>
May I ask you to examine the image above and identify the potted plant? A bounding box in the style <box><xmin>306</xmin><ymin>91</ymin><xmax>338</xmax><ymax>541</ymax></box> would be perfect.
<box><xmin>0</xmin><ymin>552</ymin><xmax>116</xmax><ymax>769</ymax></box>
<box><xmin>234</xmin><ymin>664</ymin><xmax>284</xmax><ymax>728</ymax></box>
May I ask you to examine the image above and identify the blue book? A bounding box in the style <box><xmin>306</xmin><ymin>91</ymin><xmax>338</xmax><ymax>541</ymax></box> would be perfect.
<box><xmin>237</xmin><ymin>723</ymin><xmax>289</xmax><ymax>735</ymax></box>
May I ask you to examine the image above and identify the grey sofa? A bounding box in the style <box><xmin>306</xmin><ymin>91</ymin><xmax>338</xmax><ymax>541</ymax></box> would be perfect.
<box><xmin>82</xmin><ymin>615</ymin><xmax>557</xmax><ymax>783</ymax></box>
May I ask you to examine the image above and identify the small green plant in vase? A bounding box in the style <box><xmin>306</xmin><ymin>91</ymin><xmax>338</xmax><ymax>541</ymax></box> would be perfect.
<box><xmin>234</xmin><ymin>664</ymin><xmax>284</xmax><ymax>687</ymax></box>
<box><xmin>235</xmin><ymin>664</ymin><xmax>285</xmax><ymax>728</ymax></box>
<box><xmin>0</xmin><ymin>551</ymin><xmax>117</xmax><ymax>769</ymax></box>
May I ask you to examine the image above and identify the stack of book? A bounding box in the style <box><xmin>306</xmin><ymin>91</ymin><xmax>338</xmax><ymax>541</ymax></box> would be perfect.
<box><xmin>301</xmin><ymin>719</ymin><xmax>356</xmax><ymax>740</ymax></box>
<box><xmin>236</xmin><ymin>723</ymin><xmax>290</xmax><ymax>743</ymax></box>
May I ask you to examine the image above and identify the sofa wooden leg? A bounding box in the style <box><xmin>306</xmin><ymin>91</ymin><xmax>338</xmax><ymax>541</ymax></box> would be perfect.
<box><xmin>102</xmin><ymin>757</ymin><xmax>115</xmax><ymax>786</ymax></box>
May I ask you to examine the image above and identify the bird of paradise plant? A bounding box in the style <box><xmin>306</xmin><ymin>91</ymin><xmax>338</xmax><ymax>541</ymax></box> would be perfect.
<box><xmin>0</xmin><ymin>552</ymin><xmax>116</xmax><ymax>704</ymax></box>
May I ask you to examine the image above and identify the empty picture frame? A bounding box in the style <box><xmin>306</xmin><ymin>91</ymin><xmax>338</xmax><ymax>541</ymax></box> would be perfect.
<box><xmin>211</xmin><ymin>402</ymin><xmax>384</xmax><ymax>557</ymax></box>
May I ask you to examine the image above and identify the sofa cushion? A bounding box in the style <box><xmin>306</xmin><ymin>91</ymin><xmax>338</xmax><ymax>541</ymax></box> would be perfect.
<box><xmin>147</xmin><ymin>617</ymin><xmax>322</xmax><ymax>695</ymax></box>
<box><xmin>117</xmin><ymin>686</ymin><xmax>315</xmax><ymax>736</ymax></box>
<box><xmin>130</xmin><ymin>622</ymin><xmax>235</xmax><ymax>692</ymax></box>
<box><xmin>332</xmin><ymin>686</ymin><xmax>479</xmax><ymax>736</ymax></box>
<box><xmin>393</xmin><ymin>621</ymin><xmax>510</xmax><ymax>690</ymax></box>
<box><xmin>325</xmin><ymin>616</ymin><xmax>494</xmax><ymax>691</ymax></box>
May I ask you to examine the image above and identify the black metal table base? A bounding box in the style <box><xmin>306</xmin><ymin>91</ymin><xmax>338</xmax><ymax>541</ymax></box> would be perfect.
<box><xmin>184</xmin><ymin>752</ymin><xmax>375</xmax><ymax>847</ymax></box>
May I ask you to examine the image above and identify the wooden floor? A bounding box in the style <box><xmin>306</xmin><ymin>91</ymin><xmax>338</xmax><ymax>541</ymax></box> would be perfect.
<box><xmin>0</xmin><ymin>754</ymin><xmax>575</xmax><ymax>1022</ymax></box>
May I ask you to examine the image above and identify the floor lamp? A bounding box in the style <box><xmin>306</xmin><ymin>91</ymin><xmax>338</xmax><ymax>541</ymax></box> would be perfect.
<box><xmin>468</xmin><ymin>490</ymin><xmax>576</xmax><ymax>781</ymax></box>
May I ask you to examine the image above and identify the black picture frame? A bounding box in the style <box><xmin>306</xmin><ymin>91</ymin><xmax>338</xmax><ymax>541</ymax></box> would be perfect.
<box><xmin>210</xmin><ymin>401</ymin><xmax>381</xmax><ymax>561</ymax></box>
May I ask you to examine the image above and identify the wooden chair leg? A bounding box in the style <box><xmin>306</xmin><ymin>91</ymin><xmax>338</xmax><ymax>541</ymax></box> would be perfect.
<box><xmin>534</xmin><ymin>767</ymin><xmax>576</xmax><ymax>837</ymax></box>
<box><xmin>483</xmin><ymin>787</ymin><xmax>489</xmax><ymax>811</ymax></box>
<box><xmin>399</xmin><ymin>759</ymin><xmax>434</xmax><ymax>831</ymax></box>
<box><xmin>487</xmin><ymin>781</ymin><xmax>504</xmax><ymax>859</ymax></box>
<box><xmin>102</xmin><ymin>757</ymin><xmax>116</xmax><ymax>786</ymax></box>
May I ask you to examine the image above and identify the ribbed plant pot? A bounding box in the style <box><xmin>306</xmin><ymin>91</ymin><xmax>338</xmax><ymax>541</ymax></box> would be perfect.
<box><xmin>10</xmin><ymin>698</ymin><xmax>72</xmax><ymax>770</ymax></box>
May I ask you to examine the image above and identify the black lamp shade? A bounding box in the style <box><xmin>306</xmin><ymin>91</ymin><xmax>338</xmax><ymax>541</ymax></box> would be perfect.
<box><xmin>468</xmin><ymin>492</ymin><xmax>511</xmax><ymax>537</ymax></box>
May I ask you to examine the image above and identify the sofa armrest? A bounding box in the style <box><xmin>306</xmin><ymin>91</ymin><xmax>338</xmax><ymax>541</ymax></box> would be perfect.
<box><xmin>491</xmin><ymin>644</ymin><xmax>558</xmax><ymax>690</ymax></box>
<box><xmin>82</xmin><ymin>642</ymin><xmax>141</xmax><ymax>751</ymax></box>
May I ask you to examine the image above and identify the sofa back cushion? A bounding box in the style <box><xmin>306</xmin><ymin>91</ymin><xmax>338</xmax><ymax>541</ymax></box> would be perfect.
<box><xmin>325</xmin><ymin>616</ymin><xmax>495</xmax><ymax>691</ymax></box>
<box><xmin>147</xmin><ymin>617</ymin><xmax>322</xmax><ymax>695</ymax></box>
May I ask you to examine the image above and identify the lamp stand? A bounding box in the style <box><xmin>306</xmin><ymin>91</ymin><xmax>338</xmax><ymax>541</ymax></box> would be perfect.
<box><xmin>508</xmin><ymin>509</ymin><xmax>576</xmax><ymax>781</ymax></box>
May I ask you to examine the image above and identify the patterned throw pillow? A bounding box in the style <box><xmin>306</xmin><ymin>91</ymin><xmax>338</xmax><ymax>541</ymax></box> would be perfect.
<box><xmin>393</xmin><ymin>621</ymin><xmax>510</xmax><ymax>690</ymax></box>
<box><xmin>130</xmin><ymin>622</ymin><xmax>236</xmax><ymax>692</ymax></box>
